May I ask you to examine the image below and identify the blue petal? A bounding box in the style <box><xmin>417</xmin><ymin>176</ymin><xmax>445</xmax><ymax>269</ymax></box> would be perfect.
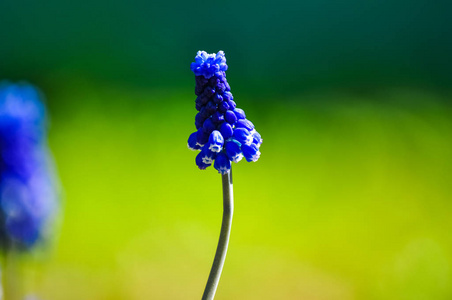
<box><xmin>199</xmin><ymin>106</ymin><xmax>210</xmax><ymax>118</ymax></box>
<box><xmin>212</xmin><ymin>111</ymin><xmax>225</xmax><ymax>124</ymax></box>
<box><xmin>187</xmin><ymin>132</ymin><xmax>201</xmax><ymax>150</ymax></box>
<box><xmin>202</xmin><ymin>118</ymin><xmax>215</xmax><ymax>134</ymax></box>
<box><xmin>252</xmin><ymin>130</ymin><xmax>263</xmax><ymax>147</ymax></box>
<box><xmin>223</xmin><ymin>91</ymin><xmax>233</xmax><ymax>101</ymax></box>
<box><xmin>224</xmin><ymin>110</ymin><xmax>237</xmax><ymax>125</ymax></box>
<box><xmin>233</xmin><ymin>128</ymin><xmax>252</xmax><ymax>145</ymax></box>
<box><xmin>227</xmin><ymin>100</ymin><xmax>236</xmax><ymax>110</ymax></box>
<box><xmin>233</xmin><ymin>108</ymin><xmax>246</xmax><ymax>120</ymax></box>
<box><xmin>213</xmin><ymin>93</ymin><xmax>223</xmax><ymax>104</ymax></box>
<box><xmin>219</xmin><ymin>122</ymin><xmax>233</xmax><ymax>140</ymax></box>
<box><xmin>204</xmin><ymin>88</ymin><xmax>215</xmax><ymax>97</ymax></box>
<box><xmin>224</xmin><ymin>81</ymin><xmax>231</xmax><ymax>91</ymax></box>
<box><xmin>196</xmin><ymin>127</ymin><xmax>209</xmax><ymax>146</ymax></box>
<box><xmin>206</xmin><ymin>101</ymin><xmax>217</xmax><ymax>115</ymax></box>
<box><xmin>241</xmin><ymin>143</ymin><xmax>261</xmax><ymax>162</ymax></box>
<box><xmin>196</xmin><ymin>94</ymin><xmax>209</xmax><ymax>106</ymax></box>
<box><xmin>199</xmin><ymin>146</ymin><xmax>217</xmax><ymax>165</ymax></box>
<box><xmin>195</xmin><ymin>113</ymin><xmax>206</xmax><ymax>129</ymax></box>
<box><xmin>196</xmin><ymin>151</ymin><xmax>210</xmax><ymax>170</ymax></box>
<box><xmin>218</xmin><ymin>101</ymin><xmax>230</xmax><ymax>113</ymax></box>
<box><xmin>207</xmin><ymin>130</ymin><xmax>224</xmax><ymax>153</ymax></box>
<box><xmin>225</xmin><ymin>140</ymin><xmax>243</xmax><ymax>163</ymax></box>
<box><xmin>236</xmin><ymin>119</ymin><xmax>254</xmax><ymax>131</ymax></box>
<box><xmin>214</xmin><ymin>152</ymin><xmax>231</xmax><ymax>175</ymax></box>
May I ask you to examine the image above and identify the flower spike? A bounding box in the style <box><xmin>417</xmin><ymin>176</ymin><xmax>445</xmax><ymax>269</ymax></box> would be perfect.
<box><xmin>188</xmin><ymin>51</ymin><xmax>262</xmax><ymax>300</ymax></box>
<box><xmin>187</xmin><ymin>50</ymin><xmax>262</xmax><ymax>173</ymax></box>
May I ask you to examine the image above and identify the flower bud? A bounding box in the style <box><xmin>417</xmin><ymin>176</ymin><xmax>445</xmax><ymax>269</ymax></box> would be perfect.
<box><xmin>233</xmin><ymin>128</ymin><xmax>253</xmax><ymax>146</ymax></box>
<box><xmin>219</xmin><ymin>122</ymin><xmax>233</xmax><ymax>140</ymax></box>
<box><xmin>213</xmin><ymin>93</ymin><xmax>223</xmax><ymax>104</ymax></box>
<box><xmin>241</xmin><ymin>143</ymin><xmax>261</xmax><ymax>162</ymax></box>
<box><xmin>207</xmin><ymin>130</ymin><xmax>224</xmax><ymax>153</ymax></box>
<box><xmin>225</xmin><ymin>140</ymin><xmax>243</xmax><ymax>163</ymax></box>
<box><xmin>233</xmin><ymin>108</ymin><xmax>246</xmax><ymax>120</ymax></box>
<box><xmin>214</xmin><ymin>153</ymin><xmax>231</xmax><ymax>175</ymax></box>
<box><xmin>224</xmin><ymin>110</ymin><xmax>237</xmax><ymax>125</ymax></box>
<box><xmin>196</xmin><ymin>151</ymin><xmax>210</xmax><ymax>170</ymax></box>
<box><xmin>212</xmin><ymin>111</ymin><xmax>225</xmax><ymax>124</ymax></box>
<box><xmin>218</xmin><ymin>101</ymin><xmax>230</xmax><ymax>113</ymax></box>
<box><xmin>223</xmin><ymin>91</ymin><xmax>233</xmax><ymax>101</ymax></box>
<box><xmin>196</xmin><ymin>127</ymin><xmax>209</xmax><ymax>146</ymax></box>
<box><xmin>227</xmin><ymin>100</ymin><xmax>236</xmax><ymax>110</ymax></box>
<box><xmin>187</xmin><ymin>132</ymin><xmax>201</xmax><ymax>150</ymax></box>
<box><xmin>199</xmin><ymin>146</ymin><xmax>217</xmax><ymax>165</ymax></box>
<box><xmin>252</xmin><ymin>131</ymin><xmax>263</xmax><ymax>147</ymax></box>
<box><xmin>202</xmin><ymin>118</ymin><xmax>215</xmax><ymax>133</ymax></box>
<box><xmin>236</xmin><ymin>119</ymin><xmax>254</xmax><ymax>131</ymax></box>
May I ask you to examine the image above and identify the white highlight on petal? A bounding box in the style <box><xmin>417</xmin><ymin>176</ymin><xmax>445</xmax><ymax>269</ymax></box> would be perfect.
<box><xmin>245</xmin><ymin>135</ymin><xmax>253</xmax><ymax>145</ymax></box>
<box><xmin>218</xmin><ymin>167</ymin><xmax>229</xmax><ymax>175</ymax></box>
<box><xmin>202</xmin><ymin>156</ymin><xmax>214</xmax><ymax>164</ymax></box>
<box><xmin>251</xmin><ymin>150</ymin><xmax>261</xmax><ymax>162</ymax></box>
<box><xmin>187</xmin><ymin>143</ymin><xmax>198</xmax><ymax>151</ymax></box>
<box><xmin>232</xmin><ymin>153</ymin><xmax>243</xmax><ymax>163</ymax></box>
<box><xmin>209</xmin><ymin>144</ymin><xmax>222</xmax><ymax>153</ymax></box>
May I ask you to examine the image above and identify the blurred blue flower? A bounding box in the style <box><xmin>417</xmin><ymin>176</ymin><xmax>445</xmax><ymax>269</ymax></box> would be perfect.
<box><xmin>0</xmin><ymin>82</ymin><xmax>58</xmax><ymax>250</ymax></box>
<box><xmin>187</xmin><ymin>51</ymin><xmax>262</xmax><ymax>174</ymax></box>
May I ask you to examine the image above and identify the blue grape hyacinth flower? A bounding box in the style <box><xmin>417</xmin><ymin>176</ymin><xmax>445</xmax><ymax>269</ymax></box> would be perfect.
<box><xmin>0</xmin><ymin>82</ymin><xmax>58</xmax><ymax>250</ymax></box>
<box><xmin>187</xmin><ymin>51</ymin><xmax>262</xmax><ymax>175</ymax></box>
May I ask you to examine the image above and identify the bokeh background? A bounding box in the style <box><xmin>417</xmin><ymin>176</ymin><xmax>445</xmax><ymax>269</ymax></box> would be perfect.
<box><xmin>1</xmin><ymin>0</ymin><xmax>452</xmax><ymax>299</ymax></box>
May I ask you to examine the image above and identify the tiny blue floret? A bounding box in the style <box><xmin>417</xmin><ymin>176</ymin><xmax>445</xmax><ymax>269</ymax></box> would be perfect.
<box><xmin>199</xmin><ymin>147</ymin><xmax>217</xmax><ymax>165</ymax></box>
<box><xmin>187</xmin><ymin>51</ymin><xmax>262</xmax><ymax>174</ymax></box>
<box><xmin>236</xmin><ymin>119</ymin><xmax>254</xmax><ymax>131</ymax></box>
<box><xmin>196</xmin><ymin>127</ymin><xmax>209</xmax><ymax>146</ymax></box>
<box><xmin>233</xmin><ymin>128</ymin><xmax>253</xmax><ymax>146</ymax></box>
<box><xmin>241</xmin><ymin>143</ymin><xmax>261</xmax><ymax>162</ymax></box>
<box><xmin>214</xmin><ymin>153</ymin><xmax>231</xmax><ymax>175</ymax></box>
<box><xmin>233</xmin><ymin>108</ymin><xmax>246</xmax><ymax>120</ymax></box>
<box><xmin>225</xmin><ymin>140</ymin><xmax>243</xmax><ymax>163</ymax></box>
<box><xmin>252</xmin><ymin>130</ymin><xmax>263</xmax><ymax>147</ymax></box>
<box><xmin>188</xmin><ymin>132</ymin><xmax>200</xmax><ymax>150</ymax></box>
<box><xmin>203</xmin><ymin>118</ymin><xmax>215</xmax><ymax>133</ymax></box>
<box><xmin>207</xmin><ymin>130</ymin><xmax>224</xmax><ymax>153</ymax></box>
<box><xmin>219</xmin><ymin>122</ymin><xmax>233</xmax><ymax>140</ymax></box>
<box><xmin>224</xmin><ymin>110</ymin><xmax>237</xmax><ymax>125</ymax></box>
<box><xmin>196</xmin><ymin>152</ymin><xmax>210</xmax><ymax>170</ymax></box>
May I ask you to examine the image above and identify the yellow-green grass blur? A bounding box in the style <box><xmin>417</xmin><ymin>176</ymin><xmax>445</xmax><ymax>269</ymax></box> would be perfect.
<box><xmin>21</xmin><ymin>84</ymin><xmax>451</xmax><ymax>300</ymax></box>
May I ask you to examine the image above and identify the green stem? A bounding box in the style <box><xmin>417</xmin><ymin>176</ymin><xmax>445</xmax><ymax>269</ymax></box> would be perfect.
<box><xmin>202</xmin><ymin>170</ymin><xmax>234</xmax><ymax>300</ymax></box>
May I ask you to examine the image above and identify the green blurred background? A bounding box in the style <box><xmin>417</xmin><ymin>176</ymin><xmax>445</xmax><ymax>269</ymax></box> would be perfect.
<box><xmin>1</xmin><ymin>0</ymin><xmax>452</xmax><ymax>299</ymax></box>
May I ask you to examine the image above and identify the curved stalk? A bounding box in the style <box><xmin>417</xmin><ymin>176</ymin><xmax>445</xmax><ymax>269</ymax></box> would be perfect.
<box><xmin>202</xmin><ymin>170</ymin><xmax>234</xmax><ymax>300</ymax></box>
